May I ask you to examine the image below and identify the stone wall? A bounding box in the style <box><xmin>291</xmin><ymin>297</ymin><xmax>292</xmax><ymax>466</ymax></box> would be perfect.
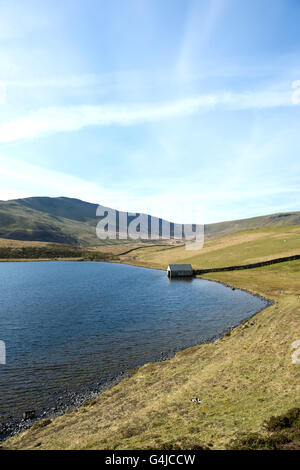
<box><xmin>193</xmin><ymin>254</ymin><xmax>300</xmax><ymax>275</ymax></box>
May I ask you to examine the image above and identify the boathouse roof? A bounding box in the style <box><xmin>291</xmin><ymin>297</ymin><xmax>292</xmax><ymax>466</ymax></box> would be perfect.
<box><xmin>167</xmin><ymin>264</ymin><xmax>193</xmax><ymax>271</ymax></box>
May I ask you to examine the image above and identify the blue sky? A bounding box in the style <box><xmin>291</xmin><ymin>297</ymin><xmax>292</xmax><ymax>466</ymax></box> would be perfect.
<box><xmin>0</xmin><ymin>0</ymin><xmax>300</xmax><ymax>223</ymax></box>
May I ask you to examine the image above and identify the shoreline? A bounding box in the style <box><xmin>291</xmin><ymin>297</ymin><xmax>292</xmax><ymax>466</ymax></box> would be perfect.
<box><xmin>0</xmin><ymin>261</ymin><xmax>273</xmax><ymax>442</ymax></box>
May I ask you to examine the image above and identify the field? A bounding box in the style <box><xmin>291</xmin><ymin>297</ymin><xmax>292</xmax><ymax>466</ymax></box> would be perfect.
<box><xmin>0</xmin><ymin>237</ymin><xmax>175</xmax><ymax>263</ymax></box>
<box><xmin>2</xmin><ymin>225</ymin><xmax>300</xmax><ymax>450</ymax></box>
<box><xmin>118</xmin><ymin>225</ymin><xmax>300</xmax><ymax>269</ymax></box>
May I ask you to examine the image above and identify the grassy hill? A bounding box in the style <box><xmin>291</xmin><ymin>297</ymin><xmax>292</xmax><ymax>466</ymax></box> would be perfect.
<box><xmin>120</xmin><ymin>225</ymin><xmax>300</xmax><ymax>269</ymax></box>
<box><xmin>205</xmin><ymin>211</ymin><xmax>300</xmax><ymax>239</ymax></box>
<box><xmin>4</xmin><ymin>225</ymin><xmax>299</xmax><ymax>450</ymax></box>
<box><xmin>0</xmin><ymin>196</ymin><xmax>299</xmax><ymax>247</ymax></box>
<box><xmin>0</xmin><ymin>197</ymin><xmax>99</xmax><ymax>246</ymax></box>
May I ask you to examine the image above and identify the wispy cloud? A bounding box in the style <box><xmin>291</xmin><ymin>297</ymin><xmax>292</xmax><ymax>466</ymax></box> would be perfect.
<box><xmin>6</xmin><ymin>74</ymin><xmax>100</xmax><ymax>89</ymax></box>
<box><xmin>0</xmin><ymin>155</ymin><xmax>298</xmax><ymax>224</ymax></box>
<box><xmin>177</xmin><ymin>0</ymin><xmax>226</xmax><ymax>81</ymax></box>
<box><xmin>0</xmin><ymin>88</ymin><xmax>294</xmax><ymax>143</ymax></box>
<box><xmin>0</xmin><ymin>157</ymin><xmax>129</xmax><ymax>209</ymax></box>
<box><xmin>0</xmin><ymin>1</ymin><xmax>51</xmax><ymax>40</ymax></box>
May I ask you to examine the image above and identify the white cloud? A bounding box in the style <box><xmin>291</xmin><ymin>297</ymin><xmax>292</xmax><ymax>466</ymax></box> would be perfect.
<box><xmin>0</xmin><ymin>157</ymin><xmax>199</xmax><ymax>222</ymax></box>
<box><xmin>0</xmin><ymin>157</ymin><xmax>298</xmax><ymax>224</ymax></box>
<box><xmin>6</xmin><ymin>74</ymin><xmax>100</xmax><ymax>89</ymax></box>
<box><xmin>0</xmin><ymin>89</ymin><xmax>292</xmax><ymax>143</ymax></box>
<box><xmin>0</xmin><ymin>158</ymin><xmax>125</xmax><ymax>209</ymax></box>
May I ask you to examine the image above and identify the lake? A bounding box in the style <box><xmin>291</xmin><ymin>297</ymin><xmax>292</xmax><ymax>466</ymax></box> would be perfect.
<box><xmin>0</xmin><ymin>261</ymin><xmax>268</xmax><ymax>428</ymax></box>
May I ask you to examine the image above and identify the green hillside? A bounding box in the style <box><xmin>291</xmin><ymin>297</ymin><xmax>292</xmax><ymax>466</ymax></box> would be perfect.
<box><xmin>0</xmin><ymin>197</ymin><xmax>100</xmax><ymax>246</ymax></box>
<box><xmin>205</xmin><ymin>211</ymin><xmax>300</xmax><ymax>239</ymax></box>
<box><xmin>0</xmin><ymin>196</ymin><xmax>299</xmax><ymax>247</ymax></box>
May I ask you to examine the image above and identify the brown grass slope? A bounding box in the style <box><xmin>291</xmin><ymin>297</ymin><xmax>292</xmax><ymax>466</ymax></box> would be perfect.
<box><xmin>3</xmin><ymin>226</ymin><xmax>300</xmax><ymax>450</ymax></box>
<box><xmin>0</xmin><ymin>238</ymin><xmax>115</xmax><ymax>262</ymax></box>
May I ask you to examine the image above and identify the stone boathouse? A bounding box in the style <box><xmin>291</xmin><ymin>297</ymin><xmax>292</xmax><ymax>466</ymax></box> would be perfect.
<box><xmin>167</xmin><ymin>264</ymin><xmax>194</xmax><ymax>278</ymax></box>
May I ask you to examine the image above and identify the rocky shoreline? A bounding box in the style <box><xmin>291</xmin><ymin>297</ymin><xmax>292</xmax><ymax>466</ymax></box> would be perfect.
<box><xmin>0</xmin><ymin>351</ymin><xmax>174</xmax><ymax>442</ymax></box>
<box><xmin>0</xmin><ymin>376</ymin><xmax>121</xmax><ymax>441</ymax></box>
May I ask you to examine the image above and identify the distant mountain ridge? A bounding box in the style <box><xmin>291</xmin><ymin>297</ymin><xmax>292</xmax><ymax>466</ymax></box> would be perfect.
<box><xmin>204</xmin><ymin>211</ymin><xmax>300</xmax><ymax>239</ymax></box>
<box><xmin>0</xmin><ymin>196</ymin><xmax>299</xmax><ymax>246</ymax></box>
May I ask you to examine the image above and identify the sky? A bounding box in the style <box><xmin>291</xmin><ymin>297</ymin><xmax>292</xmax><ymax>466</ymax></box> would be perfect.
<box><xmin>0</xmin><ymin>0</ymin><xmax>300</xmax><ymax>224</ymax></box>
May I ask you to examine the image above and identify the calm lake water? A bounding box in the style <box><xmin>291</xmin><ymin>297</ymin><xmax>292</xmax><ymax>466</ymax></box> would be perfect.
<box><xmin>0</xmin><ymin>261</ymin><xmax>268</xmax><ymax>423</ymax></box>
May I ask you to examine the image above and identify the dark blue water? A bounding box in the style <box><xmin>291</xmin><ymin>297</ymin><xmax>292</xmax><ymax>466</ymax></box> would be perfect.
<box><xmin>0</xmin><ymin>261</ymin><xmax>268</xmax><ymax>422</ymax></box>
